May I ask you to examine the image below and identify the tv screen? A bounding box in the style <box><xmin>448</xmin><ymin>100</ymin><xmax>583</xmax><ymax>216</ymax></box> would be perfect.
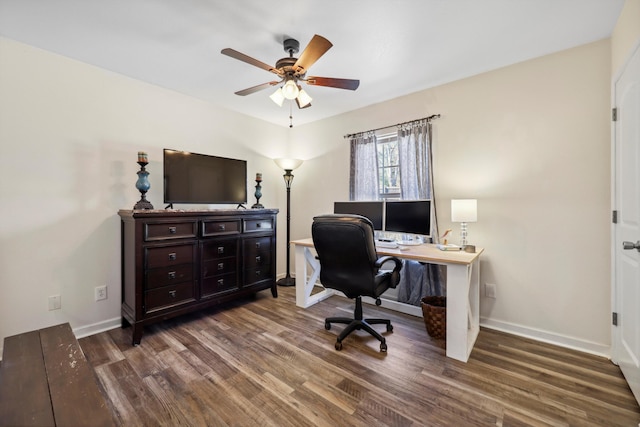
<box><xmin>384</xmin><ymin>200</ymin><xmax>431</xmax><ymax>236</ymax></box>
<box><xmin>333</xmin><ymin>201</ymin><xmax>384</xmax><ymax>230</ymax></box>
<box><xmin>163</xmin><ymin>149</ymin><xmax>247</xmax><ymax>205</ymax></box>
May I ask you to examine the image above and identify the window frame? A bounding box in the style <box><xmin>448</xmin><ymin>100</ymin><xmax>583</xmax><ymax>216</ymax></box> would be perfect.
<box><xmin>376</xmin><ymin>132</ymin><xmax>401</xmax><ymax>199</ymax></box>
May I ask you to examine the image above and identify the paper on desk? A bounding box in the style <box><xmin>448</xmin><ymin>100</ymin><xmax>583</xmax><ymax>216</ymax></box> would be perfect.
<box><xmin>436</xmin><ymin>244</ymin><xmax>461</xmax><ymax>251</ymax></box>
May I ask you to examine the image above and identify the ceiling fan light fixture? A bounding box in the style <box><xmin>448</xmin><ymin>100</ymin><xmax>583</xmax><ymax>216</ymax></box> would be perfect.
<box><xmin>222</xmin><ymin>35</ymin><xmax>360</xmax><ymax>116</ymax></box>
<box><xmin>296</xmin><ymin>88</ymin><xmax>312</xmax><ymax>108</ymax></box>
<box><xmin>282</xmin><ymin>78</ymin><xmax>300</xmax><ymax>100</ymax></box>
<box><xmin>269</xmin><ymin>88</ymin><xmax>285</xmax><ymax>106</ymax></box>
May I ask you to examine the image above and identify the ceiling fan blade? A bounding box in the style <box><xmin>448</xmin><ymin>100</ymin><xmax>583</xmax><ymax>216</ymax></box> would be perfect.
<box><xmin>293</xmin><ymin>35</ymin><xmax>333</xmax><ymax>74</ymax></box>
<box><xmin>221</xmin><ymin>48</ymin><xmax>281</xmax><ymax>75</ymax></box>
<box><xmin>234</xmin><ymin>81</ymin><xmax>281</xmax><ymax>96</ymax></box>
<box><xmin>306</xmin><ymin>76</ymin><xmax>360</xmax><ymax>91</ymax></box>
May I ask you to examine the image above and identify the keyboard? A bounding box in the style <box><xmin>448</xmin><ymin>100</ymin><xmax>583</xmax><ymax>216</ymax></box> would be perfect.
<box><xmin>375</xmin><ymin>240</ymin><xmax>398</xmax><ymax>249</ymax></box>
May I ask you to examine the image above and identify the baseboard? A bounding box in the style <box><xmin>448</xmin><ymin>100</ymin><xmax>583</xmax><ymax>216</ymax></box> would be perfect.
<box><xmin>480</xmin><ymin>317</ymin><xmax>611</xmax><ymax>359</ymax></box>
<box><xmin>72</xmin><ymin>317</ymin><xmax>122</xmax><ymax>340</ymax></box>
<box><xmin>362</xmin><ymin>296</ymin><xmax>423</xmax><ymax>317</ymax></box>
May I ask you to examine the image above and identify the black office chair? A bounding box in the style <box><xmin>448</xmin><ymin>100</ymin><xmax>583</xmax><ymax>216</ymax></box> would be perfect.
<box><xmin>311</xmin><ymin>214</ymin><xmax>403</xmax><ymax>352</ymax></box>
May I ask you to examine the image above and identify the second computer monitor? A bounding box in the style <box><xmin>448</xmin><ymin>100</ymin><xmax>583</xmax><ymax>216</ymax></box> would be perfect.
<box><xmin>333</xmin><ymin>201</ymin><xmax>384</xmax><ymax>230</ymax></box>
<box><xmin>384</xmin><ymin>199</ymin><xmax>432</xmax><ymax>237</ymax></box>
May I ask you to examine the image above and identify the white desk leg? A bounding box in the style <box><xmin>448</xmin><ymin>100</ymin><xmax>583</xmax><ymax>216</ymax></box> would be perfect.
<box><xmin>446</xmin><ymin>260</ymin><xmax>481</xmax><ymax>362</ymax></box>
<box><xmin>294</xmin><ymin>245</ymin><xmax>335</xmax><ymax>308</ymax></box>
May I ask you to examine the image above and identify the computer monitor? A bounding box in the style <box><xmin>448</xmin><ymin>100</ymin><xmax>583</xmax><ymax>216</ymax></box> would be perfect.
<box><xmin>333</xmin><ymin>201</ymin><xmax>384</xmax><ymax>230</ymax></box>
<box><xmin>384</xmin><ymin>200</ymin><xmax>432</xmax><ymax>237</ymax></box>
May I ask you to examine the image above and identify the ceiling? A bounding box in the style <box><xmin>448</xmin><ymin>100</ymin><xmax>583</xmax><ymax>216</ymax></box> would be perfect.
<box><xmin>0</xmin><ymin>0</ymin><xmax>625</xmax><ymax>127</ymax></box>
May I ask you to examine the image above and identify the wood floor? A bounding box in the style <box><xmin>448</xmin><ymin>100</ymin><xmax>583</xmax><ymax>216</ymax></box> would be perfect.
<box><xmin>79</xmin><ymin>286</ymin><xmax>640</xmax><ymax>427</ymax></box>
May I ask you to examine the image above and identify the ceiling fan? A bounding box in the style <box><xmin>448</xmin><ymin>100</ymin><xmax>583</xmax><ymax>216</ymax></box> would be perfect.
<box><xmin>221</xmin><ymin>35</ymin><xmax>360</xmax><ymax>109</ymax></box>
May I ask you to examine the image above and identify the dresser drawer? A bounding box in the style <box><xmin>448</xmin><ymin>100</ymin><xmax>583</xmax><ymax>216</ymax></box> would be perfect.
<box><xmin>145</xmin><ymin>244</ymin><xmax>195</xmax><ymax>269</ymax></box>
<box><xmin>146</xmin><ymin>264</ymin><xmax>194</xmax><ymax>290</ymax></box>
<box><xmin>243</xmin><ymin>236</ymin><xmax>272</xmax><ymax>259</ymax></box>
<box><xmin>202</xmin><ymin>220</ymin><xmax>241</xmax><ymax>237</ymax></box>
<box><xmin>244</xmin><ymin>218</ymin><xmax>274</xmax><ymax>233</ymax></box>
<box><xmin>202</xmin><ymin>258</ymin><xmax>237</xmax><ymax>278</ymax></box>
<box><xmin>201</xmin><ymin>239</ymin><xmax>238</xmax><ymax>260</ymax></box>
<box><xmin>244</xmin><ymin>252</ymin><xmax>271</xmax><ymax>269</ymax></box>
<box><xmin>144</xmin><ymin>220</ymin><xmax>197</xmax><ymax>241</ymax></box>
<box><xmin>145</xmin><ymin>281</ymin><xmax>195</xmax><ymax>313</ymax></box>
<box><xmin>244</xmin><ymin>266</ymin><xmax>272</xmax><ymax>286</ymax></box>
<box><xmin>201</xmin><ymin>274</ymin><xmax>238</xmax><ymax>297</ymax></box>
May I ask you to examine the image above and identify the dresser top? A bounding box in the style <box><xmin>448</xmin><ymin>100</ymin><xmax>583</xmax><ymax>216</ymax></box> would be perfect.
<box><xmin>118</xmin><ymin>208</ymin><xmax>279</xmax><ymax>218</ymax></box>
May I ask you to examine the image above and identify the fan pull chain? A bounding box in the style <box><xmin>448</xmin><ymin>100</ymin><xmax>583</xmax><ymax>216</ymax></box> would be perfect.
<box><xmin>289</xmin><ymin>102</ymin><xmax>293</xmax><ymax>128</ymax></box>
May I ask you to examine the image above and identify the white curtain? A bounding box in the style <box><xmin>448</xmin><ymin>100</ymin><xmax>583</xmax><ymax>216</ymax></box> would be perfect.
<box><xmin>349</xmin><ymin>131</ymin><xmax>379</xmax><ymax>200</ymax></box>
<box><xmin>397</xmin><ymin>119</ymin><xmax>439</xmax><ymax>239</ymax></box>
<box><xmin>396</xmin><ymin>119</ymin><xmax>446</xmax><ymax>302</ymax></box>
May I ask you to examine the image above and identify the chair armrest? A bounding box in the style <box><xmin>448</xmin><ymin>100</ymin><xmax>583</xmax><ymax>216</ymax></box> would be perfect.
<box><xmin>375</xmin><ymin>255</ymin><xmax>402</xmax><ymax>271</ymax></box>
<box><xmin>375</xmin><ymin>256</ymin><xmax>403</xmax><ymax>288</ymax></box>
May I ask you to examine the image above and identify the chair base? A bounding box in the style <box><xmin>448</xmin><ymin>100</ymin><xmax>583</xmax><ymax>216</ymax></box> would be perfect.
<box><xmin>325</xmin><ymin>296</ymin><xmax>393</xmax><ymax>352</ymax></box>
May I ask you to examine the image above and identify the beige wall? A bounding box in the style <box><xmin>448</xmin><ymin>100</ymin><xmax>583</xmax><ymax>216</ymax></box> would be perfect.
<box><xmin>291</xmin><ymin>39</ymin><xmax>612</xmax><ymax>355</ymax></box>
<box><xmin>0</xmin><ymin>37</ymin><xmax>290</xmax><ymax>347</ymax></box>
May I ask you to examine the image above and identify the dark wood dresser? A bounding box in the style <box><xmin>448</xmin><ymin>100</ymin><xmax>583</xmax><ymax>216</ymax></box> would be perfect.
<box><xmin>118</xmin><ymin>208</ymin><xmax>278</xmax><ymax>345</ymax></box>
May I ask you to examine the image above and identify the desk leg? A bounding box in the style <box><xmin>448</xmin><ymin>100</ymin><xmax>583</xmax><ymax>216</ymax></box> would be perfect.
<box><xmin>446</xmin><ymin>259</ymin><xmax>480</xmax><ymax>362</ymax></box>
<box><xmin>294</xmin><ymin>244</ymin><xmax>335</xmax><ymax>308</ymax></box>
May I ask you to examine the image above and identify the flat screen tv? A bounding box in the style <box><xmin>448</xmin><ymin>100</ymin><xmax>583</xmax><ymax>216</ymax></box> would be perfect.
<box><xmin>163</xmin><ymin>149</ymin><xmax>247</xmax><ymax>205</ymax></box>
<box><xmin>333</xmin><ymin>201</ymin><xmax>384</xmax><ymax>230</ymax></box>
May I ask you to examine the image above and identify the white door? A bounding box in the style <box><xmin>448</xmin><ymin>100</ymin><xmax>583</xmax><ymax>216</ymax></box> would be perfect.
<box><xmin>612</xmin><ymin>40</ymin><xmax>640</xmax><ymax>405</ymax></box>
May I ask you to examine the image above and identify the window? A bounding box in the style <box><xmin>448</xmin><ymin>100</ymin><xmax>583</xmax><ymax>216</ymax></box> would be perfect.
<box><xmin>376</xmin><ymin>132</ymin><xmax>401</xmax><ymax>199</ymax></box>
<box><xmin>350</xmin><ymin>118</ymin><xmax>434</xmax><ymax>203</ymax></box>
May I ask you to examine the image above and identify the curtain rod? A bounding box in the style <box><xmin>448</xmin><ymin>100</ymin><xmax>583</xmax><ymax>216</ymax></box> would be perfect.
<box><xmin>343</xmin><ymin>114</ymin><xmax>441</xmax><ymax>139</ymax></box>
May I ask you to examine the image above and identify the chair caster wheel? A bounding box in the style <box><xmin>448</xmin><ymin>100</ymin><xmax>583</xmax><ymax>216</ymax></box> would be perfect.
<box><xmin>325</xmin><ymin>322</ymin><xmax>331</xmax><ymax>330</ymax></box>
<box><xmin>380</xmin><ymin>342</ymin><xmax>387</xmax><ymax>352</ymax></box>
<box><xmin>387</xmin><ymin>324</ymin><xmax>393</xmax><ymax>332</ymax></box>
<box><xmin>335</xmin><ymin>341</ymin><xmax>343</xmax><ymax>351</ymax></box>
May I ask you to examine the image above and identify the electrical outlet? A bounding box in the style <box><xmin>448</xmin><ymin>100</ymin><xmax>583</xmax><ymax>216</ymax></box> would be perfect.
<box><xmin>485</xmin><ymin>283</ymin><xmax>497</xmax><ymax>299</ymax></box>
<box><xmin>48</xmin><ymin>295</ymin><xmax>61</xmax><ymax>311</ymax></box>
<box><xmin>95</xmin><ymin>286</ymin><xmax>107</xmax><ymax>301</ymax></box>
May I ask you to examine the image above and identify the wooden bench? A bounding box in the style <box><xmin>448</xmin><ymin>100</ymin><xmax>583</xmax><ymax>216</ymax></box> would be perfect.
<box><xmin>0</xmin><ymin>323</ymin><xmax>115</xmax><ymax>427</ymax></box>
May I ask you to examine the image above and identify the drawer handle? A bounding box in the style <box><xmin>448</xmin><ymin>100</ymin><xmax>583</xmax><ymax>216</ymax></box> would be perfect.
<box><xmin>256</xmin><ymin>242</ymin><xmax>261</xmax><ymax>249</ymax></box>
<box><xmin>256</xmin><ymin>223</ymin><xmax>261</xmax><ymax>228</ymax></box>
<box><xmin>168</xmin><ymin>226</ymin><xmax>177</xmax><ymax>234</ymax></box>
<box><xmin>217</xmin><ymin>279</ymin><xmax>224</xmax><ymax>286</ymax></box>
<box><xmin>168</xmin><ymin>290</ymin><xmax>177</xmax><ymax>298</ymax></box>
<box><xmin>217</xmin><ymin>247</ymin><xmax>224</xmax><ymax>254</ymax></box>
<box><xmin>217</xmin><ymin>262</ymin><xmax>224</xmax><ymax>270</ymax></box>
<box><xmin>256</xmin><ymin>256</ymin><xmax>261</xmax><ymax>263</ymax></box>
<box><xmin>168</xmin><ymin>271</ymin><xmax>176</xmax><ymax>280</ymax></box>
<box><xmin>168</xmin><ymin>253</ymin><xmax>177</xmax><ymax>261</ymax></box>
<box><xmin>219</xmin><ymin>224</ymin><xmax>225</xmax><ymax>231</ymax></box>
<box><xmin>256</xmin><ymin>270</ymin><xmax>261</xmax><ymax>276</ymax></box>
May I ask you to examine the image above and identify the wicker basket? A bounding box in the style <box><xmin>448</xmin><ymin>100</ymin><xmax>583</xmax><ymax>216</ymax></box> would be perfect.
<box><xmin>421</xmin><ymin>296</ymin><xmax>446</xmax><ymax>339</ymax></box>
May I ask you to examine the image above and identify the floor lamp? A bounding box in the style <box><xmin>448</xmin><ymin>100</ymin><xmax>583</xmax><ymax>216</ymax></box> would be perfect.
<box><xmin>274</xmin><ymin>158</ymin><xmax>303</xmax><ymax>287</ymax></box>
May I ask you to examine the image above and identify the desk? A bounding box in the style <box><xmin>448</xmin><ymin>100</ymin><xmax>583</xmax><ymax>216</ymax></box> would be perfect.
<box><xmin>291</xmin><ymin>238</ymin><xmax>483</xmax><ymax>362</ymax></box>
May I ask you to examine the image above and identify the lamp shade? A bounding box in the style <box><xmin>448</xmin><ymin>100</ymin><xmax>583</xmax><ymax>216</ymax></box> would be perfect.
<box><xmin>269</xmin><ymin>88</ymin><xmax>285</xmax><ymax>107</ymax></box>
<box><xmin>451</xmin><ymin>199</ymin><xmax>477</xmax><ymax>222</ymax></box>
<box><xmin>274</xmin><ymin>158</ymin><xmax>303</xmax><ymax>171</ymax></box>
<box><xmin>296</xmin><ymin>88</ymin><xmax>312</xmax><ymax>108</ymax></box>
<box><xmin>282</xmin><ymin>79</ymin><xmax>300</xmax><ymax>100</ymax></box>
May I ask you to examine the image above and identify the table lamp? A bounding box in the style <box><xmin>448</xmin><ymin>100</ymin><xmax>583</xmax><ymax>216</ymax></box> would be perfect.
<box><xmin>451</xmin><ymin>199</ymin><xmax>477</xmax><ymax>251</ymax></box>
<box><xmin>274</xmin><ymin>158</ymin><xmax>304</xmax><ymax>286</ymax></box>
